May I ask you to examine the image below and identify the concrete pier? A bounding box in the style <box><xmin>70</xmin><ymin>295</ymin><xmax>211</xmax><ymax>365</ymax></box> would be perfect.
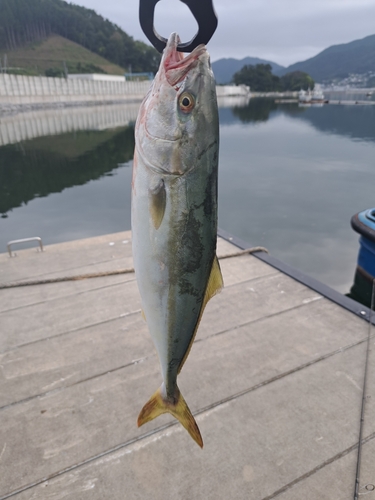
<box><xmin>0</xmin><ymin>74</ymin><xmax>150</xmax><ymax>111</ymax></box>
<box><xmin>0</xmin><ymin>231</ymin><xmax>374</xmax><ymax>499</ymax></box>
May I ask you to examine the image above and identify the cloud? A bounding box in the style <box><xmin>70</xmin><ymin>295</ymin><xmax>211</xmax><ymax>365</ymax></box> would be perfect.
<box><xmin>72</xmin><ymin>0</ymin><xmax>375</xmax><ymax>66</ymax></box>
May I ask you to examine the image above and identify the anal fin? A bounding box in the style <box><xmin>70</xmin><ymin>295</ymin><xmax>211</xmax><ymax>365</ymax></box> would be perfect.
<box><xmin>141</xmin><ymin>308</ymin><xmax>146</xmax><ymax>322</ymax></box>
<box><xmin>203</xmin><ymin>254</ymin><xmax>224</xmax><ymax>309</ymax></box>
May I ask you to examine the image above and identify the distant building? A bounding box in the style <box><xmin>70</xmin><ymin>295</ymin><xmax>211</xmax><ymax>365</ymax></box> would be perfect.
<box><xmin>67</xmin><ymin>74</ymin><xmax>126</xmax><ymax>82</ymax></box>
<box><xmin>124</xmin><ymin>72</ymin><xmax>154</xmax><ymax>81</ymax></box>
<box><xmin>216</xmin><ymin>85</ymin><xmax>250</xmax><ymax>97</ymax></box>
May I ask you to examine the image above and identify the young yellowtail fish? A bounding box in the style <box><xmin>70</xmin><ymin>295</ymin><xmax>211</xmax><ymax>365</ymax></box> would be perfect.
<box><xmin>131</xmin><ymin>32</ymin><xmax>223</xmax><ymax>448</ymax></box>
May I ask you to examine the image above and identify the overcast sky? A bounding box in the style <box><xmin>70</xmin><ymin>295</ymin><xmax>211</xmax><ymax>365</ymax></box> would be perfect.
<box><xmin>72</xmin><ymin>0</ymin><xmax>375</xmax><ymax>67</ymax></box>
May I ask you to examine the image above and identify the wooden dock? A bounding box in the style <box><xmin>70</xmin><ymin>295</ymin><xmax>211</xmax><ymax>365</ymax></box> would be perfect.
<box><xmin>0</xmin><ymin>231</ymin><xmax>374</xmax><ymax>499</ymax></box>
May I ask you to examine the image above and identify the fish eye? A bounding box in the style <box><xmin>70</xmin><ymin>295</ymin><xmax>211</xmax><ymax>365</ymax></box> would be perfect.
<box><xmin>178</xmin><ymin>92</ymin><xmax>195</xmax><ymax>113</ymax></box>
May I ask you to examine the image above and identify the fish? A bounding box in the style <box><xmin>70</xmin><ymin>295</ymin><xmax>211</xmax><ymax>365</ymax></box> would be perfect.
<box><xmin>131</xmin><ymin>32</ymin><xmax>223</xmax><ymax>448</ymax></box>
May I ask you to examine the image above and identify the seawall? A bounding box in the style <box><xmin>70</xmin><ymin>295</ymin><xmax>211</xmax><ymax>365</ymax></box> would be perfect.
<box><xmin>0</xmin><ymin>74</ymin><xmax>253</xmax><ymax>113</ymax></box>
<box><xmin>0</xmin><ymin>74</ymin><xmax>151</xmax><ymax>112</ymax></box>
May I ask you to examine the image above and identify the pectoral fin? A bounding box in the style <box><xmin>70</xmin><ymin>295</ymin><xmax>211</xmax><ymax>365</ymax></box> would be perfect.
<box><xmin>149</xmin><ymin>178</ymin><xmax>166</xmax><ymax>229</ymax></box>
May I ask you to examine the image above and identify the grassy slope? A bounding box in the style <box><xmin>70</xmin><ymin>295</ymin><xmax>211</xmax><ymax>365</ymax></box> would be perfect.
<box><xmin>1</xmin><ymin>34</ymin><xmax>125</xmax><ymax>75</ymax></box>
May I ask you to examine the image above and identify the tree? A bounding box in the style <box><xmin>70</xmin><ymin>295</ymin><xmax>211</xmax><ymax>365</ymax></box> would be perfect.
<box><xmin>233</xmin><ymin>63</ymin><xmax>315</xmax><ymax>92</ymax></box>
<box><xmin>232</xmin><ymin>64</ymin><xmax>281</xmax><ymax>91</ymax></box>
<box><xmin>0</xmin><ymin>0</ymin><xmax>161</xmax><ymax>73</ymax></box>
<box><xmin>280</xmin><ymin>71</ymin><xmax>314</xmax><ymax>91</ymax></box>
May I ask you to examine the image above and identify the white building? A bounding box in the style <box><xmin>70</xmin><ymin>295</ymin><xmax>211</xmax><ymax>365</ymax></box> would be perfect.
<box><xmin>67</xmin><ymin>74</ymin><xmax>126</xmax><ymax>82</ymax></box>
<box><xmin>215</xmin><ymin>85</ymin><xmax>250</xmax><ymax>97</ymax></box>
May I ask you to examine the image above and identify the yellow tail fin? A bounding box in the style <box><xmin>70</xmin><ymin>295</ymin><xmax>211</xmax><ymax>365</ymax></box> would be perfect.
<box><xmin>137</xmin><ymin>387</ymin><xmax>203</xmax><ymax>448</ymax></box>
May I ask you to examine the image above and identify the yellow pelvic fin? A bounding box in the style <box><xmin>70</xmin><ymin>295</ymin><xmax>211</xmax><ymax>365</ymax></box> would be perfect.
<box><xmin>149</xmin><ymin>178</ymin><xmax>166</xmax><ymax>230</ymax></box>
<box><xmin>137</xmin><ymin>387</ymin><xmax>203</xmax><ymax>448</ymax></box>
<box><xmin>178</xmin><ymin>254</ymin><xmax>224</xmax><ymax>374</ymax></box>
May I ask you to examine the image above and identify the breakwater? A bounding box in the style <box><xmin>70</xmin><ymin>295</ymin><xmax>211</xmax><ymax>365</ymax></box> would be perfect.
<box><xmin>0</xmin><ymin>74</ymin><xmax>253</xmax><ymax>114</ymax></box>
<box><xmin>0</xmin><ymin>73</ymin><xmax>150</xmax><ymax>112</ymax></box>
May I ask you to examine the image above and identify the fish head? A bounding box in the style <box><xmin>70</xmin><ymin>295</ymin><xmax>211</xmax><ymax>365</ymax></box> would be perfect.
<box><xmin>135</xmin><ymin>32</ymin><xmax>219</xmax><ymax>176</ymax></box>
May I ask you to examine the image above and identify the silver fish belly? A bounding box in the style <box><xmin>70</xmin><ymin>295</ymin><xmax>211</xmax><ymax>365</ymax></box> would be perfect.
<box><xmin>131</xmin><ymin>32</ymin><xmax>223</xmax><ymax>447</ymax></box>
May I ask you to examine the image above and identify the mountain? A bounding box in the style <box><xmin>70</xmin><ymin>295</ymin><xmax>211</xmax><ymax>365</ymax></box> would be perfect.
<box><xmin>1</xmin><ymin>35</ymin><xmax>126</xmax><ymax>76</ymax></box>
<box><xmin>212</xmin><ymin>57</ymin><xmax>285</xmax><ymax>84</ymax></box>
<box><xmin>277</xmin><ymin>34</ymin><xmax>375</xmax><ymax>82</ymax></box>
<box><xmin>0</xmin><ymin>0</ymin><xmax>160</xmax><ymax>74</ymax></box>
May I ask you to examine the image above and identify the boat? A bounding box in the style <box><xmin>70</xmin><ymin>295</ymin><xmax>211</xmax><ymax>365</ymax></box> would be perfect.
<box><xmin>298</xmin><ymin>88</ymin><xmax>311</xmax><ymax>104</ymax></box>
<box><xmin>349</xmin><ymin>208</ymin><xmax>375</xmax><ymax>306</ymax></box>
<box><xmin>311</xmin><ymin>85</ymin><xmax>325</xmax><ymax>104</ymax></box>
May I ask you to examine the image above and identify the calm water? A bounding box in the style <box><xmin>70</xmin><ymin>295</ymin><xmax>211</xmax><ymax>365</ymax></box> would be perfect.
<box><xmin>1</xmin><ymin>96</ymin><xmax>375</xmax><ymax>296</ymax></box>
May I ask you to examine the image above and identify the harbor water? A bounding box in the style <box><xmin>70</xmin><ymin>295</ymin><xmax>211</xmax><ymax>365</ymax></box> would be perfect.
<box><xmin>1</xmin><ymin>94</ymin><xmax>375</xmax><ymax>296</ymax></box>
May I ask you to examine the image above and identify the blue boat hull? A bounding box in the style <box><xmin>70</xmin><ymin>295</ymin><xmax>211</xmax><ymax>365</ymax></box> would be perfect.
<box><xmin>349</xmin><ymin>208</ymin><xmax>375</xmax><ymax>307</ymax></box>
<box><xmin>351</xmin><ymin>208</ymin><xmax>375</xmax><ymax>280</ymax></box>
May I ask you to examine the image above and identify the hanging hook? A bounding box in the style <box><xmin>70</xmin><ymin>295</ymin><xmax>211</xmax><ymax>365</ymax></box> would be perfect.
<box><xmin>139</xmin><ymin>0</ymin><xmax>218</xmax><ymax>53</ymax></box>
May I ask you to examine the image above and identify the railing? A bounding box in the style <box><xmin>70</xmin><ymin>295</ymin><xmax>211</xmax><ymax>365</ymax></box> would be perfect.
<box><xmin>7</xmin><ymin>237</ymin><xmax>44</xmax><ymax>257</ymax></box>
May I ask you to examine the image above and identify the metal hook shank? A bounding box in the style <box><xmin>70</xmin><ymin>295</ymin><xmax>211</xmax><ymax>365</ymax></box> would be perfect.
<box><xmin>139</xmin><ymin>0</ymin><xmax>218</xmax><ymax>53</ymax></box>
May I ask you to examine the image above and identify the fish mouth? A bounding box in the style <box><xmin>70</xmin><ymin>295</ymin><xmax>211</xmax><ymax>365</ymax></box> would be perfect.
<box><xmin>162</xmin><ymin>32</ymin><xmax>207</xmax><ymax>86</ymax></box>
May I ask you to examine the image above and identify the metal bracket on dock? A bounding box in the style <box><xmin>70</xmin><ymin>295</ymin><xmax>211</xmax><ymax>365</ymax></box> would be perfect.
<box><xmin>7</xmin><ymin>237</ymin><xmax>44</xmax><ymax>257</ymax></box>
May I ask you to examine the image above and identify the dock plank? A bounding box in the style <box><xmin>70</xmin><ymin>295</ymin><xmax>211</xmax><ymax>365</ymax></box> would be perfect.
<box><xmin>0</xmin><ymin>232</ymin><xmax>235</xmax><ymax>284</ymax></box>
<box><xmin>0</xmin><ymin>232</ymin><xmax>372</xmax><ymax>499</ymax></box>
<box><xmin>356</xmin><ymin>328</ymin><xmax>375</xmax><ymax>491</ymax></box>
<box><xmin>0</xmin><ymin>251</ymin><xmax>274</xmax><ymax>314</ymax></box>
<box><xmin>0</xmin><ymin>280</ymin><xmax>141</xmax><ymax>352</ymax></box>
<box><xmin>0</xmin><ymin>296</ymin><xmax>366</xmax><ymax>410</ymax></box>
<box><xmin>0</xmin><ymin>299</ymin><xmax>370</xmax><ymax>497</ymax></box>
<box><xmin>0</xmin><ymin>274</ymin><xmax>133</xmax><ymax>313</ymax></box>
<box><xmin>0</xmin><ymin>313</ymin><xmax>151</xmax><ymax>408</ymax></box>
<box><xmin>0</xmin><ymin>232</ymin><xmax>133</xmax><ymax>283</ymax></box>
<box><xmin>2</xmin><ymin>345</ymin><xmax>368</xmax><ymax>500</ymax></box>
<box><xmin>1</xmin><ymin>260</ymin><xmax>315</xmax><ymax>352</ymax></box>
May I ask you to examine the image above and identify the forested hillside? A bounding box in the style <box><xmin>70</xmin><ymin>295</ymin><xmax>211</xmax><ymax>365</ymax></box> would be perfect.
<box><xmin>212</xmin><ymin>57</ymin><xmax>285</xmax><ymax>85</ymax></box>
<box><xmin>279</xmin><ymin>34</ymin><xmax>375</xmax><ymax>82</ymax></box>
<box><xmin>0</xmin><ymin>0</ymin><xmax>160</xmax><ymax>73</ymax></box>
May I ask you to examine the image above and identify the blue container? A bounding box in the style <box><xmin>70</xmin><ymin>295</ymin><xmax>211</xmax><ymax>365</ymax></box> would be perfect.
<box><xmin>351</xmin><ymin>208</ymin><xmax>375</xmax><ymax>279</ymax></box>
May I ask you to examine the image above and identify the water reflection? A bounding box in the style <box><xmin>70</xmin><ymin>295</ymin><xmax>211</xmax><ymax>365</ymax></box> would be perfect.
<box><xmin>217</xmin><ymin>98</ymin><xmax>375</xmax><ymax>294</ymax></box>
<box><xmin>289</xmin><ymin>105</ymin><xmax>375</xmax><ymax>142</ymax></box>
<box><xmin>0</xmin><ymin>126</ymin><xmax>135</xmax><ymax>217</ymax></box>
<box><xmin>220</xmin><ymin>97</ymin><xmax>375</xmax><ymax>143</ymax></box>
<box><xmin>0</xmin><ymin>104</ymin><xmax>140</xmax><ymax>146</ymax></box>
<box><xmin>233</xmin><ymin>98</ymin><xmax>278</xmax><ymax>123</ymax></box>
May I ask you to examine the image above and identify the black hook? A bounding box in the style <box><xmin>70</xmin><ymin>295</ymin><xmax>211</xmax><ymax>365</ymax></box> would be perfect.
<box><xmin>139</xmin><ymin>0</ymin><xmax>218</xmax><ymax>53</ymax></box>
